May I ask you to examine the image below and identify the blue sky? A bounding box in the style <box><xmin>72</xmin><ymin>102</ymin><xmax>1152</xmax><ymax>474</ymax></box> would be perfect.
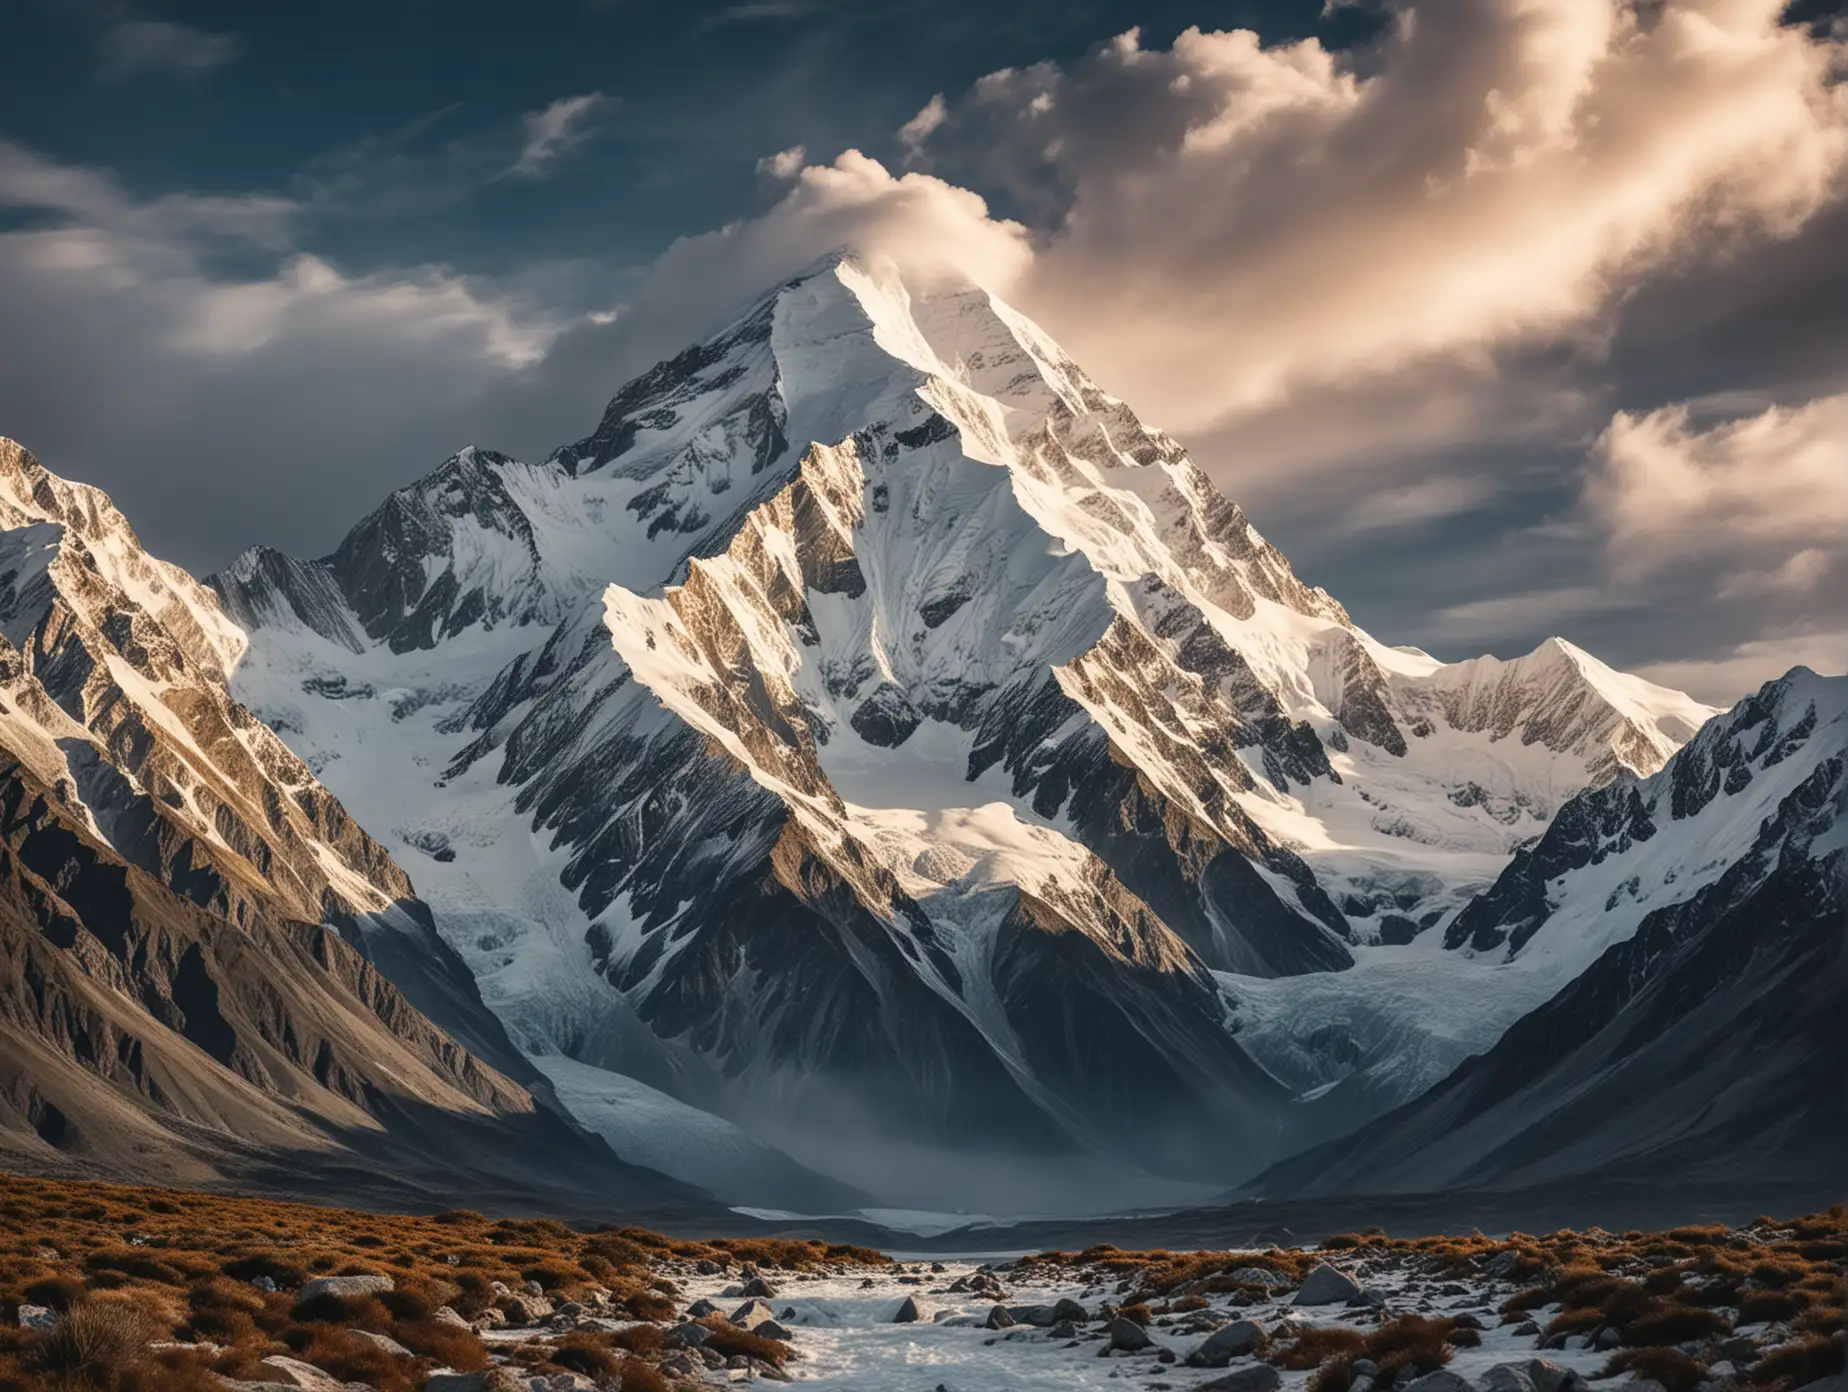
<box><xmin>1</xmin><ymin>0</ymin><xmax>1843</xmax><ymax>702</ymax></box>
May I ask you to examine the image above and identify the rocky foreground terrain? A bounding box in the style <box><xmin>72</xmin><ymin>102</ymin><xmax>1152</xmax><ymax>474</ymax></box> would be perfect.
<box><xmin>0</xmin><ymin>1177</ymin><xmax>1841</xmax><ymax>1392</ymax></box>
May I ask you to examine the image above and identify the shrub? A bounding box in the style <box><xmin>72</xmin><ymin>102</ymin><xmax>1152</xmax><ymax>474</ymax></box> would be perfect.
<box><xmin>1604</xmin><ymin>1348</ymin><xmax>1708</xmax><ymax>1392</ymax></box>
<box><xmin>1739</xmin><ymin>1291</ymin><xmax>1802</xmax><ymax>1324</ymax></box>
<box><xmin>23</xmin><ymin>1279</ymin><xmax>87</xmax><ymax>1314</ymax></box>
<box><xmin>616</xmin><ymin>1360</ymin><xmax>668</xmax><ymax>1392</ymax></box>
<box><xmin>1624</xmin><ymin>1305</ymin><xmax>1727</xmax><ymax>1345</ymax></box>
<box><xmin>1367</xmin><ymin>1317</ymin><xmax>1456</xmax><ymax>1385</ymax></box>
<box><xmin>279</xmin><ymin>1329</ymin><xmax>413</xmax><ymax>1392</ymax></box>
<box><xmin>218</xmin><ymin>1257</ymin><xmax>304</xmax><ymax>1289</ymax></box>
<box><xmin>1750</xmin><ymin>1336</ymin><xmax>1844</xmax><ymax>1389</ymax></box>
<box><xmin>28</xmin><ymin>1300</ymin><xmax>160</xmax><ymax>1384</ymax></box>
<box><xmin>695</xmin><ymin>1321</ymin><xmax>789</xmax><ymax>1369</ymax></box>
<box><xmin>1272</xmin><ymin>1326</ymin><xmax>1367</xmax><ymax>1370</ymax></box>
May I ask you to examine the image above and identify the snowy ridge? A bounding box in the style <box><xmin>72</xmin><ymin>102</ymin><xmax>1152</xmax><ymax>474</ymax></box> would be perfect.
<box><xmin>0</xmin><ymin>437</ymin><xmax>416</xmax><ymax>929</ymax></box>
<box><xmin>209</xmin><ymin>252</ymin><xmax>1725</xmax><ymax>1204</ymax></box>
<box><xmin>1249</xmin><ymin>668</ymin><xmax>1845</xmax><ymax>1196</ymax></box>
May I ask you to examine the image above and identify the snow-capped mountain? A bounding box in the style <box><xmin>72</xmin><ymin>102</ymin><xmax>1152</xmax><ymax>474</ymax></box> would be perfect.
<box><xmin>0</xmin><ymin>439</ymin><xmax>715</xmax><ymax>1211</ymax></box>
<box><xmin>1246</xmin><ymin>669</ymin><xmax>1846</xmax><ymax>1197</ymax></box>
<box><xmin>206</xmin><ymin>254</ymin><xmax>1718</xmax><ymax>1204</ymax></box>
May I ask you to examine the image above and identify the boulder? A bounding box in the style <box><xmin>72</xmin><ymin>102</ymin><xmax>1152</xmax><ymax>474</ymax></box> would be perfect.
<box><xmin>251</xmin><ymin>1277</ymin><xmax>279</xmax><ymax>1293</ymax></box>
<box><xmin>1190</xmin><ymin>1320</ymin><xmax>1267</xmax><ymax>1367</ymax></box>
<box><xmin>1510</xmin><ymin>1360</ymin><xmax>1576</xmax><ymax>1392</ymax></box>
<box><xmin>687</xmin><ymin>1298</ymin><xmax>720</xmax><ymax>1319</ymax></box>
<box><xmin>15</xmin><ymin>1305</ymin><xmax>57</xmax><ymax>1331</ymax></box>
<box><xmin>1053</xmin><ymin>1297</ymin><xmax>1090</xmax><ymax>1323</ymax></box>
<box><xmin>1486</xmin><ymin>1252</ymin><xmax>1522</xmax><ymax>1278</ymax></box>
<box><xmin>1401</xmin><ymin>1373</ymin><xmax>1476</xmax><ymax>1392</ymax></box>
<box><xmin>892</xmin><ymin>1296</ymin><xmax>931</xmax><ymax>1324</ymax></box>
<box><xmin>1294</xmin><ymin>1265</ymin><xmax>1362</xmax><ymax>1306</ymax></box>
<box><xmin>741</xmin><ymin>1277</ymin><xmax>778</xmax><ymax>1299</ymax></box>
<box><xmin>297</xmin><ymin>1275</ymin><xmax>393</xmax><ymax>1303</ymax></box>
<box><xmin>257</xmin><ymin>1356</ymin><xmax>351</xmax><ymax>1391</ymax></box>
<box><xmin>1199</xmin><ymin>1364</ymin><xmax>1284</xmax><ymax>1392</ymax></box>
<box><xmin>985</xmin><ymin>1305</ymin><xmax>1016</xmax><ymax>1330</ymax></box>
<box><xmin>730</xmin><ymin>1299</ymin><xmax>779</xmax><ymax>1330</ymax></box>
<box><xmin>668</xmin><ymin>1322</ymin><xmax>712</xmax><ymax>1347</ymax></box>
<box><xmin>432</xmin><ymin>1306</ymin><xmax>473</xmax><ymax>1332</ymax></box>
<box><xmin>1479</xmin><ymin>1365</ymin><xmax>1537</xmax><ymax>1392</ymax></box>
<box><xmin>756</xmin><ymin>1320</ymin><xmax>793</xmax><ymax>1341</ymax></box>
<box><xmin>1049</xmin><ymin>1320</ymin><xmax>1079</xmax><ymax>1340</ymax></box>
<box><xmin>1108</xmin><ymin>1317</ymin><xmax>1153</xmax><ymax>1352</ymax></box>
<box><xmin>501</xmin><ymin>1294</ymin><xmax>553</xmax><ymax>1325</ymax></box>
<box><xmin>526</xmin><ymin>1376</ymin><xmax>598</xmax><ymax>1392</ymax></box>
<box><xmin>425</xmin><ymin>1370</ymin><xmax>530</xmax><ymax>1392</ymax></box>
<box><xmin>1229</xmin><ymin>1268</ymin><xmax>1291</xmax><ymax>1289</ymax></box>
<box><xmin>347</xmin><ymin>1331</ymin><xmax>413</xmax><ymax>1357</ymax></box>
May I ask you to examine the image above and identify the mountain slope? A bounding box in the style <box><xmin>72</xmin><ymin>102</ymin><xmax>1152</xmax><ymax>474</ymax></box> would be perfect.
<box><xmin>211</xmin><ymin>253</ymin><xmax>1715</xmax><ymax>1205</ymax></box>
<box><xmin>0</xmin><ymin>737</ymin><xmax>698</xmax><ymax>1213</ymax></box>
<box><xmin>0</xmin><ymin>438</ymin><xmax>743</xmax><ymax>1213</ymax></box>
<box><xmin>1243</xmin><ymin>669</ymin><xmax>1846</xmax><ymax>1197</ymax></box>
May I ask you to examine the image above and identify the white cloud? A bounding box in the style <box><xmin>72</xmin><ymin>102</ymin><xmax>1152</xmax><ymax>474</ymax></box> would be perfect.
<box><xmin>1588</xmin><ymin>392</ymin><xmax>1848</xmax><ymax>583</ymax></box>
<box><xmin>99</xmin><ymin>20</ymin><xmax>241</xmax><ymax>78</ymax></box>
<box><xmin>898</xmin><ymin>94</ymin><xmax>948</xmax><ymax>159</ymax></box>
<box><xmin>756</xmin><ymin>146</ymin><xmax>807</xmax><ymax>180</ymax></box>
<box><xmin>504</xmin><ymin>93</ymin><xmax>611</xmax><ymax>180</ymax></box>
<box><xmin>1634</xmin><ymin>630</ymin><xmax>1848</xmax><ymax>706</ymax></box>
<box><xmin>611</xmin><ymin>150</ymin><xmax>1031</xmax><ymax>368</ymax></box>
<box><xmin>897</xmin><ymin>1</ymin><xmax>1848</xmax><ymax>446</ymax></box>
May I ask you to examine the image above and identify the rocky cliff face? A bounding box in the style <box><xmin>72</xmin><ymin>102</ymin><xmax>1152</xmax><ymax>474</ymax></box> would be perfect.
<box><xmin>204</xmin><ymin>255</ymin><xmax>1724</xmax><ymax>1203</ymax></box>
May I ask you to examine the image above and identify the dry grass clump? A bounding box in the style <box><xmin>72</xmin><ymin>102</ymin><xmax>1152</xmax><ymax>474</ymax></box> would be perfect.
<box><xmin>693</xmin><ymin>1318</ymin><xmax>791</xmax><ymax>1369</ymax></box>
<box><xmin>1603</xmin><ymin>1346</ymin><xmax>1709</xmax><ymax>1392</ymax></box>
<box><xmin>1748</xmin><ymin>1335</ymin><xmax>1845</xmax><ymax>1390</ymax></box>
<box><xmin>1271</xmin><ymin>1325</ymin><xmax>1368</xmax><ymax>1371</ymax></box>
<box><xmin>1013</xmin><ymin>1245</ymin><xmax>1311</xmax><ymax>1300</ymax></box>
<box><xmin>1294</xmin><ymin>1315</ymin><xmax>1471</xmax><ymax>1392</ymax></box>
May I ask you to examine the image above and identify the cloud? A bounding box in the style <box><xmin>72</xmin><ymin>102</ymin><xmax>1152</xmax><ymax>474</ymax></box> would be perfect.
<box><xmin>893</xmin><ymin>3</ymin><xmax>1848</xmax><ymax>443</ymax></box>
<box><xmin>898</xmin><ymin>94</ymin><xmax>947</xmax><ymax>159</ymax></box>
<box><xmin>98</xmin><ymin>20</ymin><xmax>241</xmax><ymax>78</ymax></box>
<box><xmin>595</xmin><ymin>149</ymin><xmax>1031</xmax><ymax>377</ymax></box>
<box><xmin>0</xmin><ymin>140</ymin><xmax>567</xmax><ymax>570</ymax></box>
<box><xmin>756</xmin><ymin>145</ymin><xmax>807</xmax><ymax>179</ymax></box>
<box><xmin>504</xmin><ymin>93</ymin><xmax>611</xmax><ymax>180</ymax></box>
<box><xmin>1633</xmin><ymin>631</ymin><xmax>1848</xmax><ymax>706</ymax></box>
<box><xmin>1427</xmin><ymin>584</ymin><xmax>1642</xmax><ymax>642</ymax></box>
<box><xmin>1587</xmin><ymin>392</ymin><xmax>1848</xmax><ymax>586</ymax></box>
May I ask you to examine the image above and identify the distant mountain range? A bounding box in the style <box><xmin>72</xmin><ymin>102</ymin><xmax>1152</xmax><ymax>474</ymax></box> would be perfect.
<box><xmin>0</xmin><ymin>251</ymin><xmax>1837</xmax><ymax>1216</ymax></box>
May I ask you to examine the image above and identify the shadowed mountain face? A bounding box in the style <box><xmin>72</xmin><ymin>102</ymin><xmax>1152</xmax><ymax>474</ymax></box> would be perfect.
<box><xmin>1241</xmin><ymin>670</ymin><xmax>1847</xmax><ymax>1199</ymax></box>
<box><xmin>0</xmin><ymin>745</ymin><xmax>698</xmax><ymax>1212</ymax></box>
<box><xmin>198</xmin><ymin>254</ymin><xmax>1734</xmax><ymax>1206</ymax></box>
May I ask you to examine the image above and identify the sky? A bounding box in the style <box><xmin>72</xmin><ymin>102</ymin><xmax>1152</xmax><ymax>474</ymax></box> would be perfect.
<box><xmin>0</xmin><ymin>0</ymin><xmax>1844</xmax><ymax>704</ymax></box>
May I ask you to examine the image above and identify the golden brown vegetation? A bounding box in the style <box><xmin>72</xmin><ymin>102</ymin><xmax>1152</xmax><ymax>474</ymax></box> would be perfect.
<box><xmin>0</xmin><ymin>1173</ymin><xmax>887</xmax><ymax>1392</ymax></box>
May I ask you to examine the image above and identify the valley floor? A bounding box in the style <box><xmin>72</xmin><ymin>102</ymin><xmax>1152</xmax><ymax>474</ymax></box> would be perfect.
<box><xmin>0</xmin><ymin>1175</ymin><xmax>1842</xmax><ymax>1392</ymax></box>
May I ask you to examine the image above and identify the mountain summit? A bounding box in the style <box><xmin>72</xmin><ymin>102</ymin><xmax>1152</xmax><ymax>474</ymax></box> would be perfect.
<box><xmin>201</xmin><ymin>253</ymin><xmax>1735</xmax><ymax>1206</ymax></box>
